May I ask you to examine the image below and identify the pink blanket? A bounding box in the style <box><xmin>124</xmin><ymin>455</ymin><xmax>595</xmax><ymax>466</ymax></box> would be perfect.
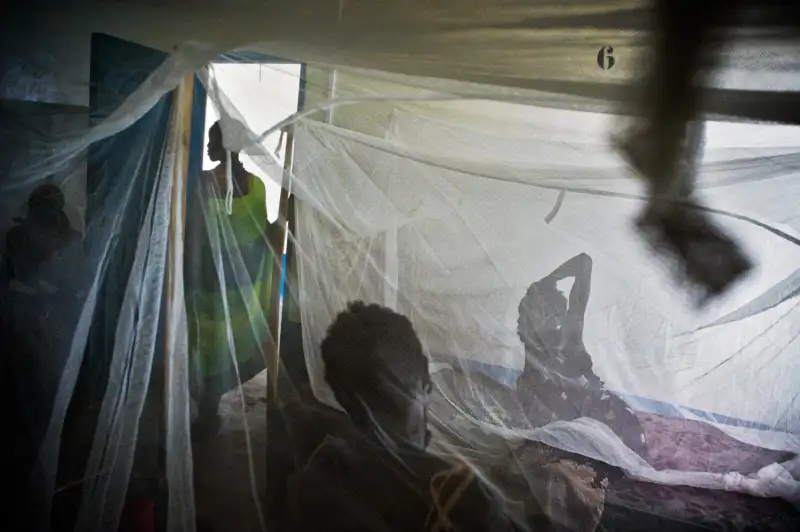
<box><xmin>636</xmin><ymin>412</ymin><xmax>795</xmax><ymax>475</ymax></box>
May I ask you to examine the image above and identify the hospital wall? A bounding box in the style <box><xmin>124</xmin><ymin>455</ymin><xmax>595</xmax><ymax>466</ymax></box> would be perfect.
<box><xmin>0</xmin><ymin>12</ymin><xmax>90</xmax><ymax>236</ymax></box>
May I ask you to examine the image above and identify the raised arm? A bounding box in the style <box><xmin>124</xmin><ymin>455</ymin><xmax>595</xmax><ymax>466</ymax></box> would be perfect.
<box><xmin>561</xmin><ymin>253</ymin><xmax>593</xmax><ymax>348</ymax></box>
<box><xmin>539</xmin><ymin>253</ymin><xmax>593</xmax><ymax>347</ymax></box>
<box><xmin>540</xmin><ymin>252</ymin><xmax>590</xmax><ymax>283</ymax></box>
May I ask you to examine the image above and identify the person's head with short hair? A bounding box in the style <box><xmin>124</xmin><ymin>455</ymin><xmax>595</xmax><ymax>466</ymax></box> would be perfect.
<box><xmin>205</xmin><ymin>120</ymin><xmax>251</xmax><ymax>194</ymax></box>
<box><xmin>206</xmin><ymin>121</ymin><xmax>227</xmax><ymax>163</ymax></box>
<box><xmin>26</xmin><ymin>183</ymin><xmax>70</xmax><ymax>229</ymax></box>
<box><xmin>321</xmin><ymin>301</ymin><xmax>432</xmax><ymax>450</ymax></box>
<box><xmin>28</xmin><ymin>183</ymin><xmax>65</xmax><ymax>215</ymax></box>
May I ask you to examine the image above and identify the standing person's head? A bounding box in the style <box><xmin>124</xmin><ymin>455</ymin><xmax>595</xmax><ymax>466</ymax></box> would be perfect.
<box><xmin>206</xmin><ymin>121</ymin><xmax>251</xmax><ymax>194</ymax></box>
<box><xmin>27</xmin><ymin>184</ymin><xmax>67</xmax><ymax>226</ymax></box>
<box><xmin>321</xmin><ymin>301</ymin><xmax>432</xmax><ymax>450</ymax></box>
<box><xmin>206</xmin><ymin>121</ymin><xmax>227</xmax><ymax>163</ymax></box>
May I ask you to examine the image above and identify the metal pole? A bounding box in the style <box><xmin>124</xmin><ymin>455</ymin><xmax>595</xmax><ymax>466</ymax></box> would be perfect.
<box><xmin>325</xmin><ymin>69</ymin><xmax>337</xmax><ymax>124</ymax></box>
<box><xmin>266</xmin><ymin>126</ymin><xmax>295</xmax><ymax>404</ymax></box>
<box><xmin>266</xmin><ymin>65</ymin><xmax>331</xmax><ymax>404</ymax></box>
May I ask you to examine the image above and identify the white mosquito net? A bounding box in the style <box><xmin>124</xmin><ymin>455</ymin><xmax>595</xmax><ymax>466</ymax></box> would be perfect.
<box><xmin>2</xmin><ymin>2</ymin><xmax>799</xmax><ymax>532</ymax></box>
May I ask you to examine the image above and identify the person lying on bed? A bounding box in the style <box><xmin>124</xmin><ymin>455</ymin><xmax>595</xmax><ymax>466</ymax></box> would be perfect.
<box><xmin>287</xmin><ymin>301</ymin><xmax>529</xmax><ymax>532</ymax></box>
<box><xmin>516</xmin><ymin>253</ymin><xmax>648</xmax><ymax>457</ymax></box>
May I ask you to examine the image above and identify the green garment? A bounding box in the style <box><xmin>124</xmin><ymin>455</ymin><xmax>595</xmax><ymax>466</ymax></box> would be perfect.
<box><xmin>187</xmin><ymin>173</ymin><xmax>274</xmax><ymax>379</ymax></box>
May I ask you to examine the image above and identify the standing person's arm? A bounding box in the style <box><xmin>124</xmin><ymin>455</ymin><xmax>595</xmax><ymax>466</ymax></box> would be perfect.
<box><xmin>183</xmin><ymin>179</ymin><xmax>206</xmax><ymax>288</ymax></box>
<box><xmin>266</xmin><ymin>220</ymin><xmax>283</xmax><ymax>268</ymax></box>
<box><xmin>4</xmin><ymin>224</ymin><xmax>26</xmax><ymax>282</ymax></box>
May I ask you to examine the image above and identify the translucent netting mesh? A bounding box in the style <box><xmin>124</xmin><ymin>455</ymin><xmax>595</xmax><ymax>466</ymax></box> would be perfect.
<box><xmin>3</xmin><ymin>7</ymin><xmax>800</xmax><ymax>532</ymax></box>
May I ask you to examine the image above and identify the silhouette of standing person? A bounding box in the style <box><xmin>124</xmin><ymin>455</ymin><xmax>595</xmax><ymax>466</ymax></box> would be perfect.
<box><xmin>3</xmin><ymin>183</ymin><xmax>83</xmax><ymax>525</ymax></box>
<box><xmin>516</xmin><ymin>253</ymin><xmax>647</xmax><ymax>457</ymax></box>
<box><xmin>185</xmin><ymin>121</ymin><xmax>279</xmax><ymax>440</ymax></box>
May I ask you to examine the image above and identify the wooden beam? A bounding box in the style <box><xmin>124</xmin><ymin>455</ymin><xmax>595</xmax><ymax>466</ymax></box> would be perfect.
<box><xmin>163</xmin><ymin>74</ymin><xmax>194</xmax><ymax>428</ymax></box>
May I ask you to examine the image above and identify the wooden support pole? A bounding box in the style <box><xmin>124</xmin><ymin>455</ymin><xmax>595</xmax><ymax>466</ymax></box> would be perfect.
<box><xmin>163</xmin><ymin>74</ymin><xmax>194</xmax><ymax>431</ymax></box>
